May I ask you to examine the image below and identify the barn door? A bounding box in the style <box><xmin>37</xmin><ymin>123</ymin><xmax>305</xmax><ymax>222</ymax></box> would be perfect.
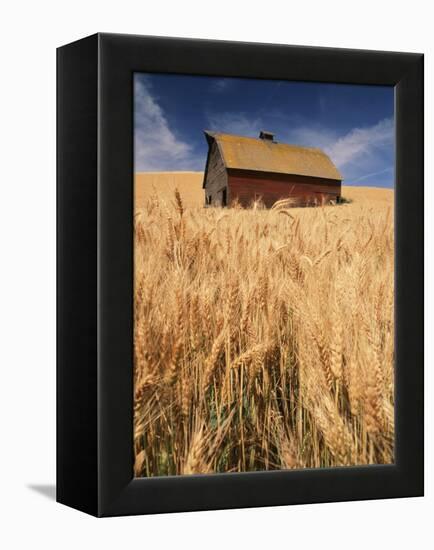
<box><xmin>222</xmin><ymin>188</ymin><xmax>227</xmax><ymax>207</ymax></box>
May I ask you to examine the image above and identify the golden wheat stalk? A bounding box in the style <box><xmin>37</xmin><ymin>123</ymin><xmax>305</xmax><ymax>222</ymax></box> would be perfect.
<box><xmin>133</xmin><ymin>188</ymin><xmax>394</xmax><ymax>476</ymax></box>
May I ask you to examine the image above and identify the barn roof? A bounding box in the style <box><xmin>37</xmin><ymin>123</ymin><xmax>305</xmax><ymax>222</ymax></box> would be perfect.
<box><xmin>204</xmin><ymin>131</ymin><xmax>342</xmax><ymax>181</ymax></box>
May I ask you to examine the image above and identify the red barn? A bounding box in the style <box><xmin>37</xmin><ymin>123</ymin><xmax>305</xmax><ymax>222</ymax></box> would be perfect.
<box><xmin>203</xmin><ymin>131</ymin><xmax>342</xmax><ymax>208</ymax></box>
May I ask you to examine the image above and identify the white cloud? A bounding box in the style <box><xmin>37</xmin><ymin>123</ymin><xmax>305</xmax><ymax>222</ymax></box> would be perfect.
<box><xmin>282</xmin><ymin>118</ymin><xmax>394</xmax><ymax>184</ymax></box>
<box><xmin>285</xmin><ymin>118</ymin><xmax>393</xmax><ymax>168</ymax></box>
<box><xmin>134</xmin><ymin>78</ymin><xmax>199</xmax><ymax>171</ymax></box>
<box><xmin>207</xmin><ymin>112</ymin><xmax>263</xmax><ymax>138</ymax></box>
<box><xmin>287</xmin><ymin>126</ymin><xmax>337</xmax><ymax>152</ymax></box>
<box><xmin>350</xmin><ymin>167</ymin><xmax>393</xmax><ymax>184</ymax></box>
<box><xmin>325</xmin><ymin>118</ymin><xmax>394</xmax><ymax>167</ymax></box>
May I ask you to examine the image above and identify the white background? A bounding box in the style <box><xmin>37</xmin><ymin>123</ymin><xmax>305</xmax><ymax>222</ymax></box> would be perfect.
<box><xmin>1</xmin><ymin>1</ymin><xmax>432</xmax><ymax>548</ymax></box>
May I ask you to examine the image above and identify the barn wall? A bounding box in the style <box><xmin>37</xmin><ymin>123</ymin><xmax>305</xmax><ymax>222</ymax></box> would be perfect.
<box><xmin>203</xmin><ymin>142</ymin><xmax>227</xmax><ymax>205</ymax></box>
<box><xmin>228</xmin><ymin>170</ymin><xmax>341</xmax><ymax>208</ymax></box>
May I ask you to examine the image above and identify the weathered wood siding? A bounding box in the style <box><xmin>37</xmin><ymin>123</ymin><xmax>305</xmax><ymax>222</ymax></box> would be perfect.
<box><xmin>203</xmin><ymin>142</ymin><xmax>228</xmax><ymax>205</ymax></box>
<box><xmin>228</xmin><ymin>170</ymin><xmax>341</xmax><ymax>208</ymax></box>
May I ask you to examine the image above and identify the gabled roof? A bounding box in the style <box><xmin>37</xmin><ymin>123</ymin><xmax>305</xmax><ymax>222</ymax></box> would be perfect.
<box><xmin>204</xmin><ymin>131</ymin><xmax>342</xmax><ymax>181</ymax></box>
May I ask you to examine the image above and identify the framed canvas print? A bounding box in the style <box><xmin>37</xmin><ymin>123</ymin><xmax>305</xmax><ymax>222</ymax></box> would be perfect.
<box><xmin>57</xmin><ymin>33</ymin><xmax>424</xmax><ymax>516</ymax></box>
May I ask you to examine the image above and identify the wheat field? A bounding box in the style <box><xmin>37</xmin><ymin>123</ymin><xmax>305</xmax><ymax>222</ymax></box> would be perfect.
<box><xmin>133</xmin><ymin>174</ymin><xmax>394</xmax><ymax>477</ymax></box>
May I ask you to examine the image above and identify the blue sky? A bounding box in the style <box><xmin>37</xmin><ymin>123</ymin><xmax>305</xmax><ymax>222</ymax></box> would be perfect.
<box><xmin>134</xmin><ymin>73</ymin><xmax>394</xmax><ymax>187</ymax></box>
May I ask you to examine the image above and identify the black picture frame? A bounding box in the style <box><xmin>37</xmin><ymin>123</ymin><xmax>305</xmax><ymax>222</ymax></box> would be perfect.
<box><xmin>57</xmin><ymin>33</ymin><xmax>424</xmax><ymax>517</ymax></box>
